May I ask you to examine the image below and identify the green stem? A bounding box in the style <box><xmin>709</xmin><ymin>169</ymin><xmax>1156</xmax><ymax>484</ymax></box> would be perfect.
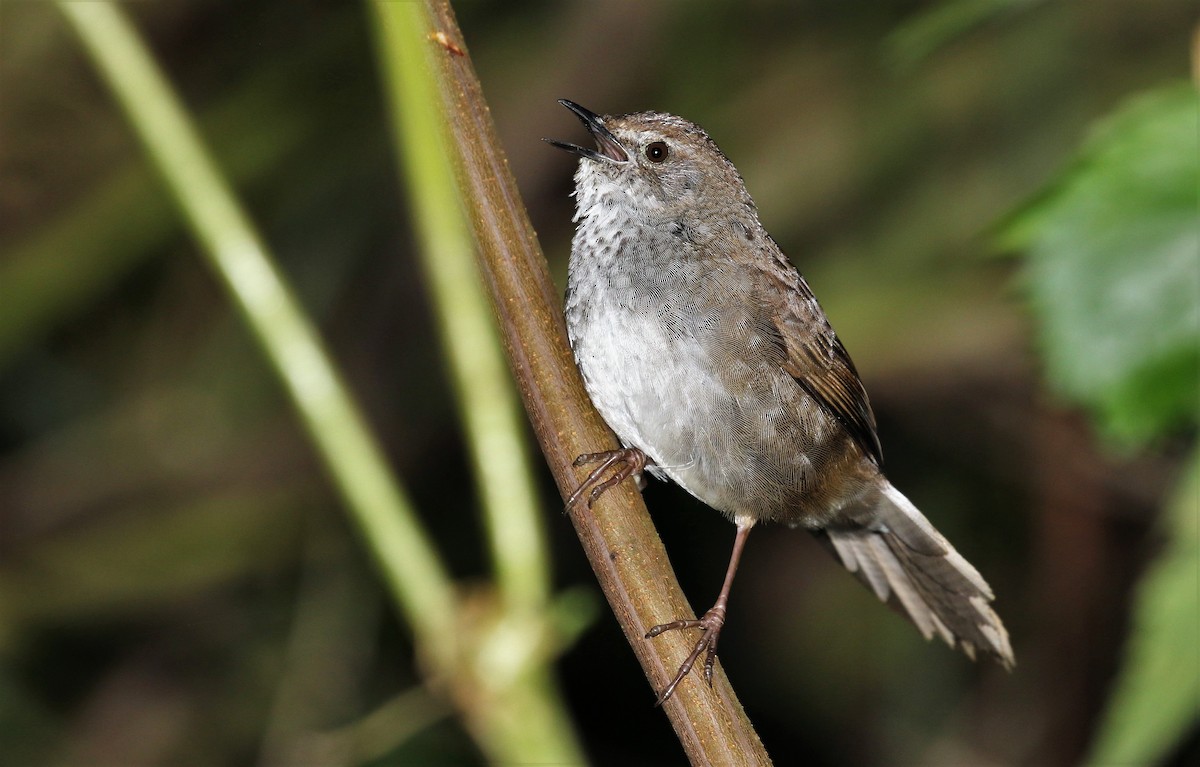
<box><xmin>56</xmin><ymin>0</ymin><xmax>457</xmax><ymax>670</ymax></box>
<box><xmin>370</xmin><ymin>2</ymin><xmax>585</xmax><ymax>763</ymax></box>
<box><xmin>371</xmin><ymin>0</ymin><xmax>549</xmax><ymax>619</ymax></box>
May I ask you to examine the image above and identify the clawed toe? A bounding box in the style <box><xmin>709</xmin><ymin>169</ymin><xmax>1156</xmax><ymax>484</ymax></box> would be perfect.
<box><xmin>643</xmin><ymin>524</ymin><xmax>752</xmax><ymax>706</ymax></box>
<box><xmin>646</xmin><ymin>608</ymin><xmax>726</xmax><ymax>706</ymax></box>
<box><xmin>564</xmin><ymin>447</ymin><xmax>649</xmax><ymax>510</ymax></box>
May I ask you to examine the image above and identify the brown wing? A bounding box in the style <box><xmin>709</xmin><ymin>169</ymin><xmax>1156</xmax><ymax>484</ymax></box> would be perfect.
<box><xmin>767</xmin><ymin>270</ymin><xmax>883</xmax><ymax>466</ymax></box>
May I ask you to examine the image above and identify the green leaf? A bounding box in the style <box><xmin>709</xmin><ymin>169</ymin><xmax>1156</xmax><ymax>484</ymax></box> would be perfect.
<box><xmin>1085</xmin><ymin>448</ymin><xmax>1200</xmax><ymax>767</ymax></box>
<box><xmin>1005</xmin><ymin>80</ymin><xmax>1200</xmax><ymax>767</ymax></box>
<box><xmin>1002</xmin><ymin>82</ymin><xmax>1200</xmax><ymax>446</ymax></box>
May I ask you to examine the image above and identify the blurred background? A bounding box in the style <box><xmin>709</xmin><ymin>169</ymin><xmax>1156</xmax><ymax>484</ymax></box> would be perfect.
<box><xmin>1</xmin><ymin>1</ymin><xmax>1196</xmax><ymax>765</ymax></box>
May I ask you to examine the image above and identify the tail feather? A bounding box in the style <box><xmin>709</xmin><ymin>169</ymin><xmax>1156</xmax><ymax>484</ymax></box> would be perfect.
<box><xmin>817</xmin><ymin>482</ymin><xmax>1014</xmax><ymax>669</ymax></box>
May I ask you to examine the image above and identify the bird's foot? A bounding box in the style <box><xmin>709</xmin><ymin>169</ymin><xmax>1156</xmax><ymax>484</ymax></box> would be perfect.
<box><xmin>564</xmin><ymin>447</ymin><xmax>648</xmax><ymax>509</ymax></box>
<box><xmin>645</xmin><ymin>604</ymin><xmax>727</xmax><ymax>706</ymax></box>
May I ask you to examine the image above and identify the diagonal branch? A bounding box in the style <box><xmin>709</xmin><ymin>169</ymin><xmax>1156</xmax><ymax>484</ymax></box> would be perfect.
<box><xmin>409</xmin><ymin>1</ymin><xmax>771</xmax><ymax>763</ymax></box>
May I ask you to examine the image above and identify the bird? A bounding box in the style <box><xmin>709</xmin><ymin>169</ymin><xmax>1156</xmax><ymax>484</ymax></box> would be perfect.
<box><xmin>547</xmin><ymin>99</ymin><xmax>1013</xmax><ymax>705</ymax></box>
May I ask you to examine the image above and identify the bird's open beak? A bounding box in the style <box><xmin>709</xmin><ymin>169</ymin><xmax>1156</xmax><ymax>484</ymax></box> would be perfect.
<box><xmin>545</xmin><ymin>99</ymin><xmax>630</xmax><ymax>163</ymax></box>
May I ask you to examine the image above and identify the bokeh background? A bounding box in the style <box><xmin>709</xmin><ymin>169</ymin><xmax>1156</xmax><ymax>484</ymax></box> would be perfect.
<box><xmin>1</xmin><ymin>1</ymin><xmax>1196</xmax><ymax>765</ymax></box>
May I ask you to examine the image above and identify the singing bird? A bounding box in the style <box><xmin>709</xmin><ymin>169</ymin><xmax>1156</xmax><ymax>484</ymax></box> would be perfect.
<box><xmin>548</xmin><ymin>100</ymin><xmax>1013</xmax><ymax>704</ymax></box>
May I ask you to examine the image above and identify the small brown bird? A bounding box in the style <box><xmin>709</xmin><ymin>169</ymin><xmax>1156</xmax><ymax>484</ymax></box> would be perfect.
<box><xmin>548</xmin><ymin>100</ymin><xmax>1013</xmax><ymax>705</ymax></box>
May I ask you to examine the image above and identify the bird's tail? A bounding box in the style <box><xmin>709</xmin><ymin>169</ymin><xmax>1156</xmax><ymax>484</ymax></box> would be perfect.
<box><xmin>816</xmin><ymin>482</ymin><xmax>1014</xmax><ymax>669</ymax></box>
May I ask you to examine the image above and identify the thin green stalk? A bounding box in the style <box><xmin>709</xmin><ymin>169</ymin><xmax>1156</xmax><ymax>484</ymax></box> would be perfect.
<box><xmin>371</xmin><ymin>0</ymin><xmax>549</xmax><ymax>619</ymax></box>
<box><xmin>371</xmin><ymin>3</ymin><xmax>585</xmax><ymax>763</ymax></box>
<box><xmin>56</xmin><ymin>1</ymin><xmax>457</xmax><ymax>670</ymax></box>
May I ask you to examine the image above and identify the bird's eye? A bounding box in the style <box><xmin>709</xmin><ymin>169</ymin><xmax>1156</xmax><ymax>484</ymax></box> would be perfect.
<box><xmin>645</xmin><ymin>141</ymin><xmax>669</xmax><ymax>163</ymax></box>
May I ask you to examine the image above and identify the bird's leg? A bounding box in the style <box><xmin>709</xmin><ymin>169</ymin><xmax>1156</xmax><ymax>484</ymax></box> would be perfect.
<box><xmin>645</xmin><ymin>521</ymin><xmax>754</xmax><ymax>705</ymax></box>
<box><xmin>564</xmin><ymin>447</ymin><xmax>649</xmax><ymax>509</ymax></box>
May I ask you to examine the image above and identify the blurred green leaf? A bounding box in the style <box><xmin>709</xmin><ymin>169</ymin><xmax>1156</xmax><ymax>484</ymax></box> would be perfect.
<box><xmin>1005</xmin><ymin>78</ymin><xmax>1200</xmax><ymax>767</ymax></box>
<box><xmin>1002</xmin><ymin>82</ymin><xmax>1200</xmax><ymax>446</ymax></box>
<box><xmin>1086</xmin><ymin>448</ymin><xmax>1200</xmax><ymax>767</ymax></box>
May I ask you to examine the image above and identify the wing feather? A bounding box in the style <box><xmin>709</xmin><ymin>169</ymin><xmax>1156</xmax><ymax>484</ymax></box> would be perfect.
<box><xmin>762</xmin><ymin>266</ymin><xmax>883</xmax><ymax>465</ymax></box>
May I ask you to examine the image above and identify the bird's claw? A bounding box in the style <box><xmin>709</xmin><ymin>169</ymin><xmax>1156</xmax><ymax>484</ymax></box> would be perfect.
<box><xmin>646</xmin><ymin>606</ymin><xmax>727</xmax><ymax>706</ymax></box>
<box><xmin>564</xmin><ymin>447</ymin><xmax>648</xmax><ymax>510</ymax></box>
